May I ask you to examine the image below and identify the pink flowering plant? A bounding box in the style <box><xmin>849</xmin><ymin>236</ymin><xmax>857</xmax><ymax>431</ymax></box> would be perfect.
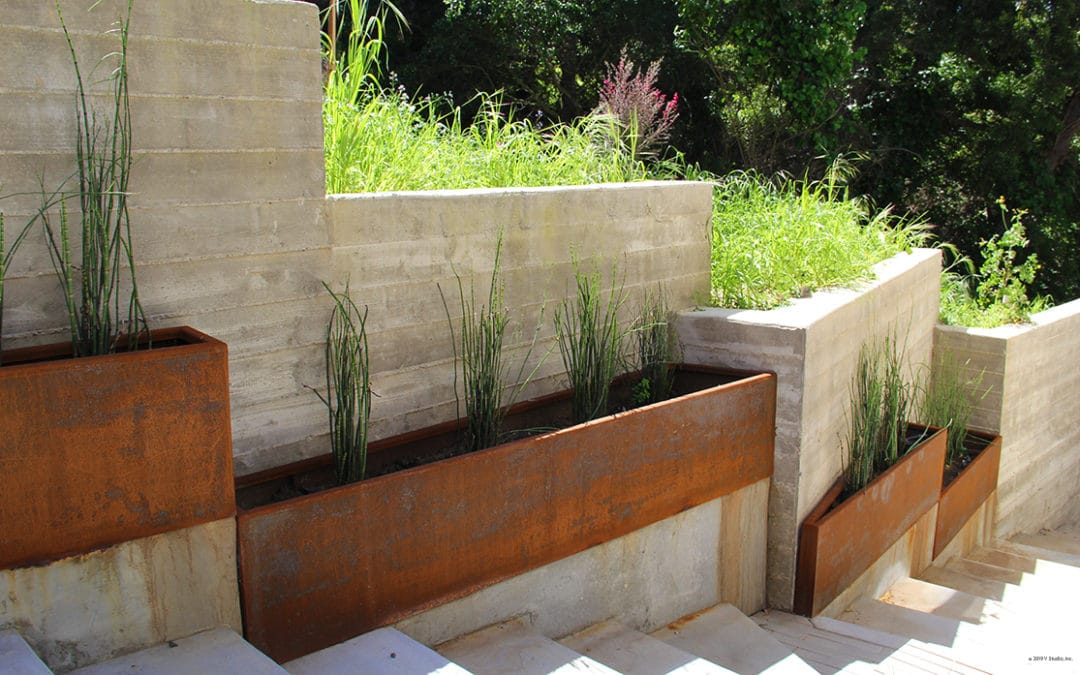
<box><xmin>594</xmin><ymin>48</ymin><xmax>679</xmax><ymax>160</ymax></box>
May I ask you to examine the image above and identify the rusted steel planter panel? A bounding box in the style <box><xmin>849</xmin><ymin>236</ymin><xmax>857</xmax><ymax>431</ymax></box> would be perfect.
<box><xmin>794</xmin><ymin>426</ymin><xmax>946</xmax><ymax>616</ymax></box>
<box><xmin>237</xmin><ymin>366</ymin><xmax>776</xmax><ymax>662</ymax></box>
<box><xmin>933</xmin><ymin>431</ymin><xmax>1001</xmax><ymax>559</ymax></box>
<box><xmin>0</xmin><ymin>327</ymin><xmax>234</xmax><ymax>569</ymax></box>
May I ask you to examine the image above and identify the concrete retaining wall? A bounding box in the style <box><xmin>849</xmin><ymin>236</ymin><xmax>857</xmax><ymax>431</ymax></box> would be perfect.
<box><xmin>0</xmin><ymin>519</ymin><xmax>241</xmax><ymax>672</ymax></box>
<box><xmin>0</xmin><ymin>2</ymin><xmax>713</xmax><ymax>476</ymax></box>
<box><xmin>676</xmin><ymin>249</ymin><xmax>943</xmax><ymax>611</ymax></box>
<box><xmin>935</xmin><ymin>299</ymin><xmax>1080</xmax><ymax>539</ymax></box>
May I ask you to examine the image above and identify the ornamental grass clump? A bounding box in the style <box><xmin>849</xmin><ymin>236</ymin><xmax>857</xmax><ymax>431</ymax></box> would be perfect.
<box><xmin>441</xmin><ymin>235</ymin><xmax>544</xmax><ymax>453</ymax></box>
<box><xmin>919</xmin><ymin>350</ymin><xmax>985</xmax><ymax>470</ymax></box>
<box><xmin>39</xmin><ymin>0</ymin><xmax>148</xmax><ymax>357</ymax></box>
<box><xmin>709</xmin><ymin>160</ymin><xmax>930</xmax><ymax>310</ymax></box>
<box><xmin>632</xmin><ymin>287</ymin><xmax>677</xmax><ymax>405</ymax></box>
<box><xmin>844</xmin><ymin>336</ymin><xmax>916</xmax><ymax>496</ymax></box>
<box><xmin>311</xmin><ymin>282</ymin><xmax>371</xmax><ymax>485</ymax></box>
<box><xmin>555</xmin><ymin>262</ymin><xmax>628</xmax><ymax>423</ymax></box>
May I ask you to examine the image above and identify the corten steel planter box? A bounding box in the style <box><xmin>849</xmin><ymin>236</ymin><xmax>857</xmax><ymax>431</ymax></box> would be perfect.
<box><xmin>794</xmin><ymin>425</ymin><xmax>946</xmax><ymax>616</ymax></box>
<box><xmin>236</xmin><ymin>365</ymin><xmax>776</xmax><ymax>662</ymax></box>
<box><xmin>933</xmin><ymin>430</ymin><xmax>1002</xmax><ymax>559</ymax></box>
<box><xmin>0</xmin><ymin>326</ymin><xmax>234</xmax><ymax>569</ymax></box>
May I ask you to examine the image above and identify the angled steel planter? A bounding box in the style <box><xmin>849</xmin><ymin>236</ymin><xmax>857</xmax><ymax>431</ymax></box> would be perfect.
<box><xmin>933</xmin><ymin>430</ymin><xmax>1002</xmax><ymax>559</ymax></box>
<box><xmin>0</xmin><ymin>327</ymin><xmax>234</xmax><ymax>569</ymax></box>
<box><xmin>794</xmin><ymin>425</ymin><xmax>947</xmax><ymax>616</ymax></box>
<box><xmin>235</xmin><ymin>365</ymin><xmax>777</xmax><ymax>662</ymax></box>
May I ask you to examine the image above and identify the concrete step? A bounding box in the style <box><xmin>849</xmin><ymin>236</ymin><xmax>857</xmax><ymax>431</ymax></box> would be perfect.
<box><xmin>919</xmin><ymin>565</ymin><xmax>1033</xmax><ymax>606</ymax></box>
<box><xmin>436</xmin><ymin>617</ymin><xmax>620</xmax><ymax>675</ymax></box>
<box><xmin>879</xmin><ymin>577</ymin><xmax>1013</xmax><ymax>625</ymax></box>
<box><xmin>989</xmin><ymin>539</ymin><xmax>1080</xmax><ymax>569</ymax></box>
<box><xmin>560</xmin><ymin>619</ymin><xmax>734</xmax><ymax>675</ymax></box>
<box><xmin>751</xmin><ymin>610</ymin><xmax>885</xmax><ymax>674</ymax></box>
<box><xmin>1011</xmin><ymin>528</ymin><xmax>1080</xmax><ymax>558</ymax></box>
<box><xmin>0</xmin><ymin>630</ymin><xmax>52</xmax><ymax>675</ymax></box>
<box><xmin>945</xmin><ymin>556</ymin><xmax>1067</xmax><ymax>598</ymax></box>
<box><xmin>284</xmin><ymin>627</ymin><xmax>472</xmax><ymax>675</ymax></box>
<box><xmin>966</xmin><ymin>546</ymin><xmax>1080</xmax><ymax>586</ymax></box>
<box><xmin>651</xmin><ymin>603</ymin><xmax>818</xmax><ymax>674</ymax></box>
<box><xmin>810</xmin><ymin>616</ymin><xmax>994</xmax><ymax>674</ymax></box>
<box><xmin>836</xmin><ymin>597</ymin><xmax>1000</xmax><ymax>658</ymax></box>
<box><xmin>69</xmin><ymin>628</ymin><xmax>286</xmax><ymax>674</ymax></box>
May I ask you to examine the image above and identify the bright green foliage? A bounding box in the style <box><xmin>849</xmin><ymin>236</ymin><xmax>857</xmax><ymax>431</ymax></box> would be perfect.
<box><xmin>708</xmin><ymin>163</ymin><xmax>929</xmax><ymax>309</ymax></box>
<box><xmin>939</xmin><ymin>200</ymin><xmax>1050</xmax><ymax>327</ymax></box>
<box><xmin>322</xmin><ymin>1</ymin><xmax>648</xmax><ymax>192</ymax></box>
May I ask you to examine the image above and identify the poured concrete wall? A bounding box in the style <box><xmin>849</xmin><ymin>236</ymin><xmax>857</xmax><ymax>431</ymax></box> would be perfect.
<box><xmin>676</xmin><ymin>249</ymin><xmax>942</xmax><ymax>611</ymax></box>
<box><xmin>935</xmin><ymin>299</ymin><xmax>1080</xmax><ymax>539</ymax></box>
<box><xmin>0</xmin><ymin>2</ymin><xmax>713</xmax><ymax>476</ymax></box>
<box><xmin>0</xmin><ymin>519</ymin><xmax>241</xmax><ymax>672</ymax></box>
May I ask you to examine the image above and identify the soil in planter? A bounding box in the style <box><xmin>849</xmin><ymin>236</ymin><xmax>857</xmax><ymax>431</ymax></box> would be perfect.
<box><xmin>236</xmin><ymin>367</ymin><xmax>743</xmax><ymax>510</ymax></box>
<box><xmin>941</xmin><ymin>433</ymin><xmax>993</xmax><ymax>488</ymax></box>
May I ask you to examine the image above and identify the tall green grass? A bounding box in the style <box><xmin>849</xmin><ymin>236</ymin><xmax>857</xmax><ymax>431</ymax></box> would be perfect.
<box><xmin>632</xmin><ymin>287</ymin><xmax>677</xmax><ymax>405</ymax></box>
<box><xmin>709</xmin><ymin>166</ymin><xmax>930</xmax><ymax>309</ymax></box>
<box><xmin>322</xmin><ymin>1</ymin><xmax>647</xmax><ymax>193</ymax></box>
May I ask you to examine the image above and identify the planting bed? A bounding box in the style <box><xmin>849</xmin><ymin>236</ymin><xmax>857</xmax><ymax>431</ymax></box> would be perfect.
<box><xmin>235</xmin><ymin>365</ymin><xmax>776</xmax><ymax>661</ymax></box>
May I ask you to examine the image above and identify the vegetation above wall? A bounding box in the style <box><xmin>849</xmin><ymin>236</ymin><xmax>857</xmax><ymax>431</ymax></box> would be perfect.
<box><xmin>319</xmin><ymin>0</ymin><xmax>1079</xmax><ymax>303</ymax></box>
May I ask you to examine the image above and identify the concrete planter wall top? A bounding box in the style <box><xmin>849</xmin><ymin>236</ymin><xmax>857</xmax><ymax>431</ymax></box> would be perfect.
<box><xmin>794</xmin><ymin>425</ymin><xmax>946</xmax><ymax>616</ymax></box>
<box><xmin>0</xmin><ymin>326</ymin><xmax>234</xmax><ymax>569</ymax></box>
<box><xmin>236</xmin><ymin>365</ymin><xmax>777</xmax><ymax>662</ymax></box>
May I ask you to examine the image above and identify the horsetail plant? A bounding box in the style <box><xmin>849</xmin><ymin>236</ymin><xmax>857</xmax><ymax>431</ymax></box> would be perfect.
<box><xmin>41</xmin><ymin>0</ymin><xmax>148</xmax><ymax>357</ymax></box>
<box><xmin>440</xmin><ymin>234</ymin><xmax>545</xmax><ymax>453</ymax></box>
<box><xmin>920</xmin><ymin>350</ymin><xmax>986</xmax><ymax>469</ymax></box>
<box><xmin>311</xmin><ymin>282</ymin><xmax>372</xmax><ymax>485</ymax></box>
<box><xmin>554</xmin><ymin>261</ymin><xmax>628</xmax><ymax>423</ymax></box>
<box><xmin>844</xmin><ymin>336</ymin><xmax>915</xmax><ymax>495</ymax></box>
<box><xmin>632</xmin><ymin>287</ymin><xmax>677</xmax><ymax>405</ymax></box>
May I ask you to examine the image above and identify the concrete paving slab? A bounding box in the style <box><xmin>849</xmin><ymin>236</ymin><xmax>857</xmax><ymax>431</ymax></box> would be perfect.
<box><xmin>560</xmin><ymin>619</ymin><xmax>735</xmax><ymax>675</ymax></box>
<box><xmin>810</xmin><ymin>617</ymin><xmax>992</xmax><ymax>675</ymax></box>
<box><xmin>69</xmin><ymin>628</ymin><xmax>286</xmax><ymax>674</ymax></box>
<box><xmin>284</xmin><ymin>627</ymin><xmax>471</xmax><ymax>675</ymax></box>
<box><xmin>652</xmin><ymin>604</ymin><xmax>817</xmax><ymax>674</ymax></box>
<box><xmin>0</xmin><ymin>630</ymin><xmax>52</xmax><ymax>675</ymax></box>
<box><xmin>437</xmin><ymin>617</ymin><xmax>620</xmax><ymax>675</ymax></box>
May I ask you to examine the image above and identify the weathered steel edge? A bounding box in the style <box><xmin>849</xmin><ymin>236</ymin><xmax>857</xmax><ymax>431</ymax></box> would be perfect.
<box><xmin>794</xmin><ymin>425</ymin><xmax>946</xmax><ymax>616</ymax></box>
<box><xmin>236</xmin><ymin>367</ymin><xmax>776</xmax><ymax>662</ymax></box>
<box><xmin>0</xmin><ymin>327</ymin><xmax>234</xmax><ymax>569</ymax></box>
<box><xmin>933</xmin><ymin>431</ymin><xmax>1002</xmax><ymax>559</ymax></box>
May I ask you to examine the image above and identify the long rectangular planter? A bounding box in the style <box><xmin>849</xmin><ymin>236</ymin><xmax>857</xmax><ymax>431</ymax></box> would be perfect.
<box><xmin>0</xmin><ymin>326</ymin><xmax>234</xmax><ymax>569</ymax></box>
<box><xmin>794</xmin><ymin>425</ymin><xmax>946</xmax><ymax>616</ymax></box>
<box><xmin>933</xmin><ymin>430</ymin><xmax>1002</xmax><ymax>559</ymax></box>
<box><xmin>235</xmin><ymin>365</ymin><xmax>776</xmax><ymax>662</ymax></box>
